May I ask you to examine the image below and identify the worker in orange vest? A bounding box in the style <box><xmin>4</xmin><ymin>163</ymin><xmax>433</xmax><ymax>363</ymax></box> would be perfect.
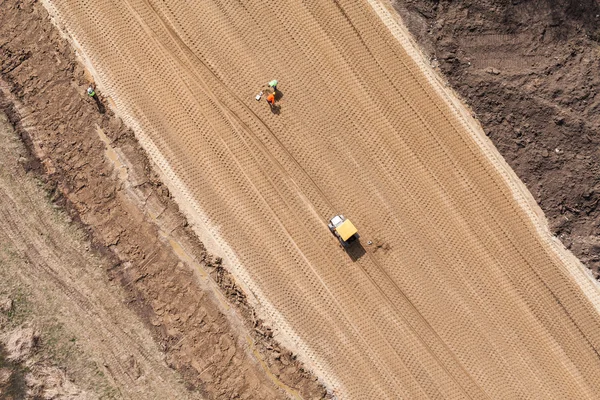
<box><xmin>266</xmin><ymin>92</ymin><xmax>276</xmax><ymax>110</ymax></box>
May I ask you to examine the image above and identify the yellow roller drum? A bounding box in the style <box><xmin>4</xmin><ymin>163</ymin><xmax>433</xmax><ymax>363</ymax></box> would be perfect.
<box><xmin>336</xmin><ymin>219</ymin><xmax>357</xmax><ymax>241</ymax></box>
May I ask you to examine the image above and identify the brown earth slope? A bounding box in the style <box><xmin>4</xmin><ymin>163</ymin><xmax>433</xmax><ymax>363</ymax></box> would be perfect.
<box><xmin>394</xmin><ymin>0</ymin><xmax>600</xmax><ymax>276</ymax></box>
<box><xmin>0</xmin><ymin>110</ymin><xmax>198</xmax><ymax>399</ymax></box>
<box><xmin>0</xmin><ymin>0</ymin><xmax>326</xmax><ymax>399</ymax></box>
<box><xmin>41</xmin><ymin>0</ymin><xmax>600</xmax><ymax>398</ymax></box>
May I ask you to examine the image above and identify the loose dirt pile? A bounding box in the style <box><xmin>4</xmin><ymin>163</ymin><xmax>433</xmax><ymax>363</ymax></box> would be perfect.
<box><xmin>0</xmin><ymin>323</ymin><xmax>87</xmax><ymax>400</ymax></box>
<box><xmin>0</xmin><ymin>1</ymin><xmax>326</xmax><ymax>399</ymax></box>
<box><xmin>393</xmin><ymin>0</ymin><xmax>600</xmax><ymax>276</ymax></box>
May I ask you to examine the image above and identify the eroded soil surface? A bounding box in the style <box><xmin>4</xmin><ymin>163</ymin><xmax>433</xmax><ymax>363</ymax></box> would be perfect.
<box><xmin>0</xmin><ymin>110</ymin><xmax>190</xmax><ymax>400</ymax></box>
<box><xmin>394</xmin><ymin>0</ymin><xmax>600</xmax><ymax>276</ymax></box>
<box><xmin>0</xmin><ymin>0</ymin><xmax>327</xmax><ymax>398</ymax></box>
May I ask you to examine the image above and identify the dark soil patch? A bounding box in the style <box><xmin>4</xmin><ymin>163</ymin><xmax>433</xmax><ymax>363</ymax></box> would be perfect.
<box><xmin>394</xmin><ymin>0</ymin><xmax>600</xmax><ymax>277</ymax></box>
<box><xmin>0</xmin><ymin>344</ymin><xmax>27</xmax><ymax>400</ymax></box>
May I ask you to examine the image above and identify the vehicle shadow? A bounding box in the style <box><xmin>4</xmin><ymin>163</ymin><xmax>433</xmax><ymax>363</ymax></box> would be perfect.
<box><xmin>346</xmin><ymin>241</ymin><xmax>366</xmax><ymax>262</ymax></box>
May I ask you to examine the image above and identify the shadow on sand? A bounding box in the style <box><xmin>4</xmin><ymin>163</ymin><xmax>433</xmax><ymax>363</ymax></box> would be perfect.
<box><xmin>346</xmin><ymin>240</ymin><xmax>367</xmax><ymax>262</ymax></box>
<box><xmin>274</xmin><ymin>89</ymin><xmax>284</xmax><ymax>101</ymax></box>
<box><xmin>270</xmin><ymin>104</ymin><xmax>281</xmax><ymax>115</ymax></box>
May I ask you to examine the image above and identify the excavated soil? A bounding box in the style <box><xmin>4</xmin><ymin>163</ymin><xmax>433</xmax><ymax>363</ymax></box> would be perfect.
<box><xmin>393</xmin><ymin>0</ymin><xmax>600</xmax><ymax>277</ymax></box>
<box><xmin>0</xmin><ymin>1</ymin><xmax>327</xmax><ymax>399</ymax></box>
<box><xmin>37</xmin><ymin>0</ymin><xmax>600</xmax><ymax>398</ymax></box>
<box><xmin>0</xmin><ymin>110</ymin><xmax>197</xmax><ymax>399</ymax></box>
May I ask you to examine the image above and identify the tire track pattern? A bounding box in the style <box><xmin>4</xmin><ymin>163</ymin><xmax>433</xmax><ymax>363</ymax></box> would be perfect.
<box><xmin>46</xmin><ymin>0</ymin><xmax>600</xmax><ymax>398</ymax></box>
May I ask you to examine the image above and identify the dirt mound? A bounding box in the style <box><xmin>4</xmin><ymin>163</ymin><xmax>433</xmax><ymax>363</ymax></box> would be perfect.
<box><xmin>24</xmin><ymin>365</ymin><xmax>91</xmax><ymax>400</ymax></box>
<box><xmin>394</xmin><ymin>0</ymin><xmax>600</xmax><ymax>276</ymax></box>
<box><xmin>3</xmin><ymin>326</ymin><xmax>39</xmax><ymax>362</ymax></box>
<box><xmin>0</xmin><ymin>298</ymin><xmax>86</xmax><ymax>400</ymax></box>
<box><xmin>0</xmin><ymin>325</ymin><xmax>88</xmax><ymax>400</ymax></box>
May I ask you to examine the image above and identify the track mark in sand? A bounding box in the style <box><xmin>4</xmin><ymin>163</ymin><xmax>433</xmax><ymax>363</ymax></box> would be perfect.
<box><xmin>0</xmin><ymin>2</ymin><xmax>331</xmax><ymax>397</ymax></box>
<box><xmin>123</xmin><ymin>8</ymin><xmax>485</xmax><ymax>389</ymax></box>
<box><xmin>118</xmin><ymin>4</ymin><xmax>406</xmax><ymax>386</ymax></box>
<box><xmin>46</xmin><ymin>0</ymin><xmax>600</xmax><ymax>397</ymax></box>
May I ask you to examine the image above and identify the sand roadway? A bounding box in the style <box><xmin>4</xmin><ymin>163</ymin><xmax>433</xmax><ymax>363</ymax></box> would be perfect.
<box><xmin>42</xmin><ymin>0</ymin><xmax>600</xmax><ymax>398</ymax></box>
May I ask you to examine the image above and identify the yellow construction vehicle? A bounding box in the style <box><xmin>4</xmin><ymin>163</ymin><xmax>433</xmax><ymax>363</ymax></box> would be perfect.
<box><xmin>328</xmin><ymin>215</ymin><xmax>359</xmax><ymax>248</ymax></box>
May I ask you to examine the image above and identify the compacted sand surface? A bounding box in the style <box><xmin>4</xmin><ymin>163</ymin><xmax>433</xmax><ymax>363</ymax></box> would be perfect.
<box><xmin>4</xmin><ymin>0</ymin><xmax>600</xmax><ymax>398</ymax></box>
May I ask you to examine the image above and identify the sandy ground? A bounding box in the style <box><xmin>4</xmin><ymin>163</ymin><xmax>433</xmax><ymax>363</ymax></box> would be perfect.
<box><xmin>393</xmin><ymin>0</ymin><xmax>600</xmax><ymax>278</ymax></box>
<box><xmin>0</xmin><ymin>1</ymin><xmax>327</xmax><ymax>399</ymax></box>
<box><xmin>28</xmin><ymin>0</ymin><xmax>600</xmax><ymax>398</ymax></box>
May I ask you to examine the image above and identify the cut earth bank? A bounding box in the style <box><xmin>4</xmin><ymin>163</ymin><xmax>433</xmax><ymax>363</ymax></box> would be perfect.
<box><xmin>0</xmin><ymin>110</ymin><xmax>197</xmax><ymax>400</ymax></box>
<box><xmin>394</xmin><ymin>0</ymin><xmax>600</xmax><ymax>277</ymax></box>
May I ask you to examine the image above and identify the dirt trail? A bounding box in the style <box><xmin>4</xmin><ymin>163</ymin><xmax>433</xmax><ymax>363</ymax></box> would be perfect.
<box><xmin>0</xmin><ymin>1</ymin><xmax>327</xmax><ymax>399</ymax></box>
<box><xmin>34</xmin><ymin>0</ymin><xmax>600</xmax><ymax>398</ymax></box>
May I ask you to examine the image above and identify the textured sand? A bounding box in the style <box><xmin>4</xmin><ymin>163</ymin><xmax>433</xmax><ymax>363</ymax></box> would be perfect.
<box><xmin>44</xmin><ymin>0</ymin><xmax>600</xmax><ymax>397</ymax></box>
